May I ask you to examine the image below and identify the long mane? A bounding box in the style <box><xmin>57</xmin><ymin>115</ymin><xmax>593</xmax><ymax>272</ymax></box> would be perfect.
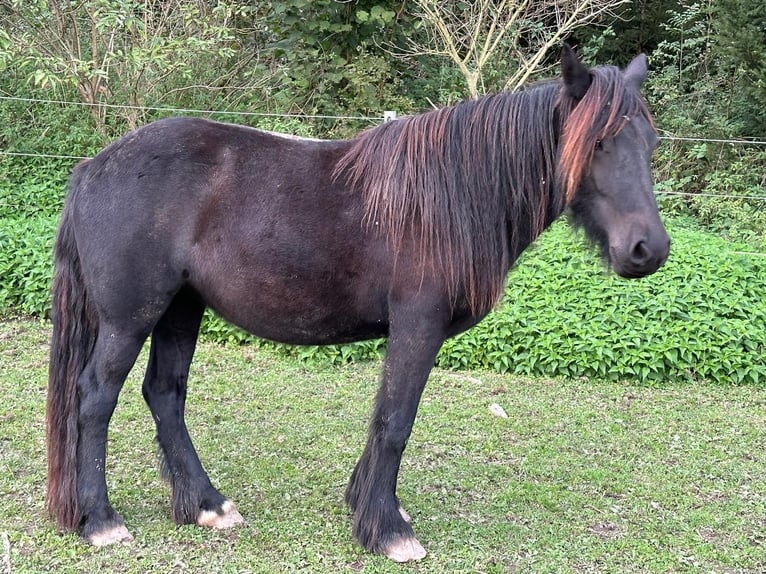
<box><xmin>334</xmin><ymin>65</ymin><xmax>652</xmax><ymax>315</ymax></box>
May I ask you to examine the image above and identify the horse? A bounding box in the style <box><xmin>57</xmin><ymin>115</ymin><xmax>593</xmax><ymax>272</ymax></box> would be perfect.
<box><xmin>46</xmin><ymin>46</ymin><xmax>669</xmax><ymax>562</ymax></box>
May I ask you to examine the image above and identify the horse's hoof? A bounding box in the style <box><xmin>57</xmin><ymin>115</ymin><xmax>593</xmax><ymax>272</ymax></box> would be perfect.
<box><xmin>383</xmin><ymin>537</ymin><xmax>427</xmax><ymax>562</ymax></box>
<box><xmin>86</xmin><ymin>524</ymin><xmax>134</xmax><ymax>546</ymax></box>
<box><xmin>196</xmin><ymin>499</ymin><xmax>244</xmax><ymax>529</ymax></box>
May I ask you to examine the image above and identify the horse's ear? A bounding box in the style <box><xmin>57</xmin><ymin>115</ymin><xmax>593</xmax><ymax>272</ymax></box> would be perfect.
<box><xmin>561</xmin><ymin>44</ymin><xmax>591</xmax><ymax>100</ymax></box>
<box><xmin>624</xmin><ymin>53</ymin><xmax>648</xmax><ymax>89</ymax></box>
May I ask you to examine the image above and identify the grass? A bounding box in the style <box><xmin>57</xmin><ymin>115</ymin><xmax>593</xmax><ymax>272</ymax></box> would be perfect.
<box><xmin>1</xmin><ymin>317</ymin><xmax>765</xmax><ymax>573</ymax></box>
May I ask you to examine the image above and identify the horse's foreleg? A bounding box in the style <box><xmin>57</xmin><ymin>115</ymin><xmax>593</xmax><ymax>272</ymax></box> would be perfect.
<box><xmin>141</xmin><ymin>292</ymin><xmax>244</xmax><ymax>530</ymax></box>
<box><xmin>346</xmin><ymin>303</ymin><xmax>447</xmax><ymax>562</ymax></box>
<box><xmin>76</xmin><ymin>327</ymin><xmax>145</xmax><ymax>545</ymax></box>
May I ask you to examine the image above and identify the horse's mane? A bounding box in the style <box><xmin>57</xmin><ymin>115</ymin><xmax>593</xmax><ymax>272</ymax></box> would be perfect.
<box><xmin>334</xmin><ymin>64</ymin><xmax>652</xmax><ymax>315</ymax></box>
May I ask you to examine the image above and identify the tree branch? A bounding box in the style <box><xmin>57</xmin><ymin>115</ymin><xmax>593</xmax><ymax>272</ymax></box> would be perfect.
<box><xmin>403</xmin><ymin>0</ymin><xmax>628</xmax><ymax>99</ymax></box>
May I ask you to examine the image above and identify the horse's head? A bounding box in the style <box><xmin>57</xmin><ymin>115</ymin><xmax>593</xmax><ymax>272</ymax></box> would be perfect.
<box><xmin>559</xmin><ymin>46</ymin><xmax>670</xmax><ymax>279</ymax></box>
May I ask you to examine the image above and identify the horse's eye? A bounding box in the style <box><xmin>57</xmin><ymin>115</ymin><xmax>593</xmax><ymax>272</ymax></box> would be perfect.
<box><xmin>595</xmin><ymin>139</ymin><xmax>603</xmax><ymax>150</ymax></box>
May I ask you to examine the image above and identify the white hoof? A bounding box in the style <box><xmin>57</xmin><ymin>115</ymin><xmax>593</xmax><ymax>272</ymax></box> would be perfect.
<box><xmin>383</xmin><ymin>537</ymin><xmax>427</xmax><ymax>562</ymax></box>
<box><xmin>87</xmin><ymin>524</ymin><xmax>134</xmax><ymax>546</ymax></box>
<box><xmin>196</xmin><ymin>500</ymin><xmax>245</xmax><ymax>529</ymax></box>
<box><xmin>398</xmin><ymin>506</ymin><xmax>411</xmax><ymax>523</ymax></box>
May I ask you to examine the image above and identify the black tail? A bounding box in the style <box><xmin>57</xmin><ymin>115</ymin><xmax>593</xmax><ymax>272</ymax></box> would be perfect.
<box><xmin>46</xmin><ymin>160</ymin><xmax>98</xmax><ymax>531</ymax></box>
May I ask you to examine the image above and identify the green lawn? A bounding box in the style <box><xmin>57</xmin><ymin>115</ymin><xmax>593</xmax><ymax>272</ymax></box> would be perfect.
<box><xmin>1</xmin><ymin>318</ymin><xmax>764</xmax><ymax>573</ymax></box>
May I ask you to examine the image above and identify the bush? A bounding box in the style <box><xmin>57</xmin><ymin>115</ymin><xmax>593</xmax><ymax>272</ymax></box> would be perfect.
<box><xmin>0</xmin><ymin>215</ymin><xmax>57</xmax><ymax>317</ymax></box>
<box><xmin>0</xmin><ymin>158</ymin><xmax>71</xmax><ymax>220</ymax></box>
<box><xmin>642</xmin><ymin>2</ymin><xmax>766</xmax><ymax>253</ymax></box>
<box><xmin>438</xmin><ymin>221</ymin><xmax>766</xmax><ymax>385</ymax></box>
<box><xmin>204</xmin><ymin>219</ymin><xmax>766</xmax><ymax>384</ymax></box>
<box><xmin>654</xmin><ymin>146</ymin><xmax>766</xmax><ymax>251</ymax></box>
<box><xmin>198</xmin><ymin>312</ymin><xmax>386</xmax><ymax>365</ymax></box>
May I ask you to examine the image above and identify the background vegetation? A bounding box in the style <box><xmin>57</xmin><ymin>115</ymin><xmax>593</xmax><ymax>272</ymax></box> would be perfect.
<box><xmin>1</xmin><ymin>1</ymin><xmax>765</xmax><ymax>386</ymax></box>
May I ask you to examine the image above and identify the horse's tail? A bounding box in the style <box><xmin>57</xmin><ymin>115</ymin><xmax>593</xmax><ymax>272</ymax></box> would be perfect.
<box><xmin>46</xmin><ymin>159</ymin><xmax>98</xmax><ymax>531</ymax></box>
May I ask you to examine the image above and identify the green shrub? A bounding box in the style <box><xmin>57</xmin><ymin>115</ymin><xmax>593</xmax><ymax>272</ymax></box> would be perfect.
<box><xmin>0</xmin><ymin>158</ymin><xmax>70</xmax><ymax>220</ymax></box>
<box><xmin>0</xmin><ymin>214</ymin><xmax>57</xmax><ymax>316</ymax></box>
<box><xmin>202</xmin><ymin>219</ymin><xmax>766</xmax><ymax>384</ymax></box>
<box><xmin>438</xmin><ymin>221</ymin><xmax>766</xmax><ymax>385</ymax></box>
<box><xmin>654</xmin><ymin>146</ymin><xmax>766</xmax><ymax>251</ymax></box>
<box><xmin>198</xmin><ymin>311</ymin><xmax>386</xmax><ymax>365</ymax></box>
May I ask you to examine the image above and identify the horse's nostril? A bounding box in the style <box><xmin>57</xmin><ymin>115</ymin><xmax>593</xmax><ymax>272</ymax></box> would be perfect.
<box><xmin>631</xmin><ymin>240</ymin><xmax>649</xmax><ymax>264</ymax></box>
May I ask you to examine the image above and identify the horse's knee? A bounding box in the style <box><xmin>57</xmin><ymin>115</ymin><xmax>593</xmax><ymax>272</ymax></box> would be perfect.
<box><xmin>372</xmin><ymin>411</ymin><xmax>413</xmax><ymax>449</ymax></box>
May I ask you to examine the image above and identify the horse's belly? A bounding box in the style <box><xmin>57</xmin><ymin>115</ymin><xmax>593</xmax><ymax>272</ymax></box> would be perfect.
<box><xmin>211</xmin><ymin>297</ymin><xmax>389</xmax><ymax>346</ymax></box>
<box><xmin>191</xmin><ymin>257</ymin><xmax>390</xmax><ymax>346</ymax></box>
<box><xmin>238</xmin><ymin>313</ymin><xmax>387</xmax><ymax>346</ymax></box>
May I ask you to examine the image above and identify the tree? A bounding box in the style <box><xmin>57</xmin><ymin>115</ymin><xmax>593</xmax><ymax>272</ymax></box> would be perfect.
<box><xmin>714</xmin><ymin>0</ymin><xmax>766</xmax><ymax>135</ymax></box>
<box><xmin>573</xmin><ymin>0</ymin><xmax>683</xmax><ymax>66</ymax></box>
<box><xmin>402</xmin><ymin>0</ymin><xmax>630</xmax><ymax>99</ymax></box>
<box><xmin>0</xmin><ymin>1</ymin><xmax>264</xmax><ymax>136</ymax></box>
<box><xmin>262</xmin><ymin>1</ymin><xmax>416</xmax><ymax>122</ymax></box>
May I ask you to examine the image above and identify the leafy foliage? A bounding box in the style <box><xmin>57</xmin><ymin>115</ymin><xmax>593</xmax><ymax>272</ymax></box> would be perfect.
<box><xmin>645</xmin><ymin>2</ymin><xmax>726</xmax><ymax>140</ymax></box>
<box><xmin>261</xmin><ymin>0</ymin><xmax>415</xmax><ymax>127</ymax></box>
<box><xmin>0</xmin><ymin>0</ymin><xmax>258</xmax><ymax>136</ymax></box>
<box><xmin>0</xmin><ymin>160</ymin><xmax>69</xmax><ymax>219</ymax></box>
<box><xmin>575</xmin><ymin>0</ymin><xmax>683</xmax><ymax>65</ymax></box>
<box><xmin>714</xmin><ymin>0</ymin><xmax>766</xmax><ymax>135</ymax></box>
<box><xmin>0</xmin><ymin>84</ymin><xmax>105</xmax><ymax>159</ymax></box>
<box><xmin>438</xmin><ymin>221</ymin><xmax>766</xmax><ymax>385</ymax></box>
<box><xmin>198</xmin><ymin>312</ymin><xmax>385</xmax><ymax>365</ymax></box>
<box><xmin>643</xmin><ymin>2</ymin><xmax>766</xmax><ymax>250</ymax></box>
<box><xmin>2</xmin><ymin>200</ymin><xmax>764</xmax><ymax>385</ymax></box>
<box><xmin>0</xmin><ymin>215</ymin><xmax>57</xmax><ymax>317</ymax></box>
<box><xmin>654</xmin><ymin>145</ymin><xmax>766</xmax><ymax>250</ymax></box>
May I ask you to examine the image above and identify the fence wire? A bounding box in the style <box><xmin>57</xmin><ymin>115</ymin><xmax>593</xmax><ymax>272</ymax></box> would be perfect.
<box><xmin>0</xmin><ymin>95</ymin><xmax>379</xmax><ymax>122</ymax></box>
<box><xmin>3</xmin><ymin>94</ymin><xmax>766</xmax><ymax>145</ymax></box>
<box><xmin>1</xmin><ymin>94</ymin><xmax>765</xmax><ymax>208</ymax></box>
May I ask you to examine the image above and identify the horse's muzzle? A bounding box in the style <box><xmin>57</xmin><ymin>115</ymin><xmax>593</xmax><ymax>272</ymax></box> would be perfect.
<box><xmin>611</xmin><ymin>231</ymin><xmax>671</xmax><ymax>279</ymax></box>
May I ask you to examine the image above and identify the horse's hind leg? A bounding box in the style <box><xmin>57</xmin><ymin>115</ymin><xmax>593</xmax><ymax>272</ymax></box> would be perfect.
<box><xmin>77</xmin><ymin>325</ymin><xmax>147</xmax><ymax>545</ymax></box>
<box><xmin>141</xmin><ymin>289</ymin><xmax>244</xmax><ymax>530</ymax></box>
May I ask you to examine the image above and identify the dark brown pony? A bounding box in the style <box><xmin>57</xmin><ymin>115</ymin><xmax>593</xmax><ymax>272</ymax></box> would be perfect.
<box><xmin>47</xmin><ymin>47</ymin><xmax>669</xmax><ymax>561</ymax></box>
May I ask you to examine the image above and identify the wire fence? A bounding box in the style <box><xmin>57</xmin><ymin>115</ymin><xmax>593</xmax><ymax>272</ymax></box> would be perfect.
<box><xmin>0</xmin><ymin>95</ymin><xmax>379</xmax><ymax>122</ymax></box>
<box><xmin>3</xmin><ymin>93</ymin><xmax>766</xmax><ymax>143</ymax></box>
<box><xmin>0</xmin><ymin>94</ymin><xmax>384</xmax><ymax>161</ymax></box>
<box><xmin>2</xmin><ymin>94</ymin><xmax>765</xmax><ymax>209</ymax></box>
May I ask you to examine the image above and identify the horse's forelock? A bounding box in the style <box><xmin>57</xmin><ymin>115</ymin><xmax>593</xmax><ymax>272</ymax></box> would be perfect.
<box><xmin>557</xmin><ymin>66</ymin><xmax>654</xmax><ymax>203</ymax></box>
